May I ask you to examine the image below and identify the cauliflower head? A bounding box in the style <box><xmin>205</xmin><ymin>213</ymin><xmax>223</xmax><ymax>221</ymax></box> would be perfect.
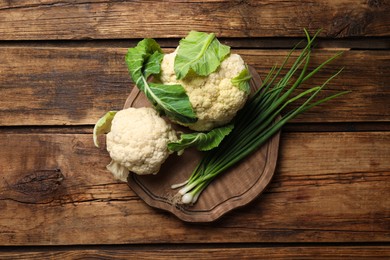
<box><xmin>106</xmin><ymin>107</ymin><xmax>177</xmax><ymax>181</ymax></box>
<box><xmin>159</xmin><ymin>51</ymin><xmax>250</xmax><ymax>131</ymax></box>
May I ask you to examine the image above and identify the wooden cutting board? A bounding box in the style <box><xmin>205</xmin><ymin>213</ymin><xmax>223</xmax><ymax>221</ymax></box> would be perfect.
<box><xmin>123</xmin><ymin>67</ymin><xmax>281</xmax><ymax>222</ymax></box>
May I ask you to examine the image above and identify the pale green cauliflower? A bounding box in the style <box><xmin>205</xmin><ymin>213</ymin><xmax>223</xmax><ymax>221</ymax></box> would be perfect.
<box><xmin>105</xmin><ymin>107</ymin><xmax>177</xmax><ymax>181</ymax></box>
<box><xmin>159</xmin><ymin>51</ymin><xmax>250</xmax><ymax>131</ymax></box>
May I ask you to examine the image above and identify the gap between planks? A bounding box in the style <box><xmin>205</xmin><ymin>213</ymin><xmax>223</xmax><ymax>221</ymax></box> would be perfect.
<box><xmin>0</xmin><ymin>37</ymin><xmax>389</xmax><ymax>50</ymax></box>
<box><xmin>0</xmin><ymin>122</ymin><xmax>389</xmax><ymax>135</ymax></box>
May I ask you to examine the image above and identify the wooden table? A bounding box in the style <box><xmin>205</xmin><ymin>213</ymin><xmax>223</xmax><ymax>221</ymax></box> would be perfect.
<box><xmin>1</xmin><ymin>1</ymin><xmax>389</xmax><ymax>259</ymax></box>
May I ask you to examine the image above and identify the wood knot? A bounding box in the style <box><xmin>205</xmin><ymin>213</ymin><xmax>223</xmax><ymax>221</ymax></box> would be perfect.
<box><xmin>13</xmin><ymin>169</ymin><xmax>64</xmax><ymax>196</ymax></box>
<box><xmin>367</xmin><ymin>0</ymin><xmax>384</xmax><ymax>8</ymax></box>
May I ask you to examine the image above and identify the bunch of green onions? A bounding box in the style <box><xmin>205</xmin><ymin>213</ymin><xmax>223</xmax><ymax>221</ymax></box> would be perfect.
<box><xmin>172</xmin><ymin>30</ymin><xmax>349</xmax><ymax>205</ymax></box>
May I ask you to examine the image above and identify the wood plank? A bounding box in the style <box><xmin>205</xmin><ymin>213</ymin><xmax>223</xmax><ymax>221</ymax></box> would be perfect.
<box><xmin>0</xmin><ymin>47</ymin><xmax>132</xmax><ymax>126</ymax></box>
<box><xmin>0</xmin><ymin>0</ymin><xmax>389</xmax><ymax>40</ymax></box>
<box><xmin>0</xmin><ymin>132</ymin><xmax>388</xmax><ymax>245</ymax></box>
<box><xmin>0</xmin><ymin>47</ymin><xmax>389</xmax><ymax>126</ymax></box>
<box><xmin>0</xmin><ymin>246</ymin><xmax>389</xmax><ymax>259</ymax></box>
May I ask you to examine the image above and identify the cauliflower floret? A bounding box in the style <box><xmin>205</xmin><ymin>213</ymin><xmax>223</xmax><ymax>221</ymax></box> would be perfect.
<box><xmin>106</xmin><ymin>107</ymin><xmax>177</xmax><ymax>181</ymax></box>
<box><xmin>159</xmin><ymin>51</ymin><xmax>249</xmax><ymax>131</ymax></box>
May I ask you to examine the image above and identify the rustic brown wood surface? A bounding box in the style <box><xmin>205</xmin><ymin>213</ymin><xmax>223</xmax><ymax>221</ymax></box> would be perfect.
<box><xmin>0</xmin><ymin>0</ymin><xmax>389</xmax><ymax>258</ymax></box>
<box><xmin>0</xmin><ymin>48</ymin><xmax>389</xmax><ymax>126</ymax></box>
<box><xmin>0</xmin><ymin>246</ymin><xmax>389</xmax><ymax>259</ymax></box>
<box><xmin>0</xmin><ymin>132</ymin><xmax>388</xmax><ymax>245</ymax></box>
<box><xmin>0</xmin><ymin>0</ymin><xmax>389</xmax><ymax>40</ymax></box>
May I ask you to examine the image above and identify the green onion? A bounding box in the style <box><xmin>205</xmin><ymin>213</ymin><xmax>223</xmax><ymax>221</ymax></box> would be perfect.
<box><xmin>171</xmin><ymin>30</ymin><xmax>350</xmax><ymax>205</ymax></box>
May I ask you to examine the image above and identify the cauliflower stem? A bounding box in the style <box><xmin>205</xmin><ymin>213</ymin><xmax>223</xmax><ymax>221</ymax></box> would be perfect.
<box><xmin>106</xmin><ymin>160</ymin><xmax>129</xmax><ymax>182</ymax></box>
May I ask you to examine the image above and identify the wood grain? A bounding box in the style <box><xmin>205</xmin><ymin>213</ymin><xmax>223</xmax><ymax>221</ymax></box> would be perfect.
<box><xmin>1</xmin><ymin>0</ymin><xmax>388</xmax><ymax>256</ymax></box>
<box><xmin>0</xmin><ymin>47</ymin><xmax>389</xmax><ymax>126</ymax></box>
<box><xmin>0</xmin><ymin>0</ymin><xmax>389</xmax><ymax>40</ymax></box>
<box><xmin>0</xmin><ymin>246</ymin><xmax>389</xmax><ymax>259</ymax></box>
<box><xmin>0</xmin><ymin>131</ymin><xmax>388</xmax><ymax>245</ymax></box>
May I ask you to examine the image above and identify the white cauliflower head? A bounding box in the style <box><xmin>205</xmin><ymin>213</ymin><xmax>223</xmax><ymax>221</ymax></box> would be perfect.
<box><xmin>159</xmin><ymin>51</ymin><xmax>250</xmax><ymax>131</ymax></box>
<box><xmin>106</xmin><ymin>107</ymin><xmax>177</xmax><ymax>181</ymax></box>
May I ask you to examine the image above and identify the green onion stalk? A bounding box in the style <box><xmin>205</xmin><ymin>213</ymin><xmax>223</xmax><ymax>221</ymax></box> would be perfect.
<box><xmin>172</xmin><ymin>30</ymin><xmax>350</xmax><ymax>205</ymax></box>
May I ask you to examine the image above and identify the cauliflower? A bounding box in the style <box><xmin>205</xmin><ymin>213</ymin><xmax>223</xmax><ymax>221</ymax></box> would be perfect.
<box><xmin>104</xmin><ymin>107</ymin><xmax>177</xmax><ymax>181</ymax></box>
<box><xmin>94</xmin><ymin>31</ymin><xmax>252</xmax><ymax>181</ymax></box>
<box><xmin>159</xmin><ymin>51</ymin><xmax>250</xmax><ymax>131</ymax></box>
